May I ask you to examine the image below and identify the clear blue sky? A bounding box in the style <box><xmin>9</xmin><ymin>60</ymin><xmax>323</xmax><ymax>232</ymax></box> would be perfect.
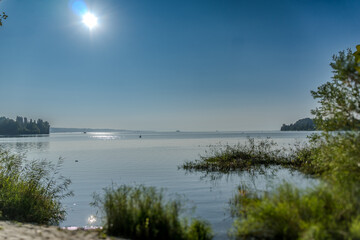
<box><xmin>0</xmin><ymin>0</ymin><xmax>359</xmax><ymax>131</ymax></box>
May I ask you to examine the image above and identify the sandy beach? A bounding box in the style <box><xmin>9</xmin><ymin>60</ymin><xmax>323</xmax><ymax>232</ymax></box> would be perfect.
<box><xmin>0</xmin><ymin>221</ymin><xmax>126</xmax><ymax>240</ymax></box>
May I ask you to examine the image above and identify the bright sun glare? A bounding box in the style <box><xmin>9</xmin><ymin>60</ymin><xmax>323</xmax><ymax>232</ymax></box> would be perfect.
<box><xmin>82</xmin><ymin>12</ymin><xmax>98</xmax><ymax>29</ymax></box>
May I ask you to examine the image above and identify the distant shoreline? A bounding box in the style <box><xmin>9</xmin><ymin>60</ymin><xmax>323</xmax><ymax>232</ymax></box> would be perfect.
<box><xmin>50</xmin><ymin>127</ymin><xmax>149</xmax><ymax>133</ymax></box>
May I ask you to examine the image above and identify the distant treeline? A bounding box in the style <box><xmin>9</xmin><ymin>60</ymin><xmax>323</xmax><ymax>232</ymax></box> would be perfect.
<box><xmin>281</xmin><ymin>118</ymin><xmax>316</xmax><ymax>131</ymax></box>
<box><xmin>0</xmin><ymin>116</ymin><xmax>50</xmax><ymax>135</ymax></box>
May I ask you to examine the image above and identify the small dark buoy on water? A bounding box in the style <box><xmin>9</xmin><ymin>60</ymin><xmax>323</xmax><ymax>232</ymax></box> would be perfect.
<box><xmin>139</xmin><ymin>135</ymin><xmax>142</xmax><ymax>138</ymax></box>
<box><xmin>75</xmin><ymin>160</ymin><xmax>79</xmax><ymax>163</ymax></box>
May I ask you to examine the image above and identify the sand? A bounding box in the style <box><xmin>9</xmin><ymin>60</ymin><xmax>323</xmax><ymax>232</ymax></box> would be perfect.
<box><xmin>0</xmin><ymin>221</ymin><xmax>127</xmax><ymax>240</ymax></box>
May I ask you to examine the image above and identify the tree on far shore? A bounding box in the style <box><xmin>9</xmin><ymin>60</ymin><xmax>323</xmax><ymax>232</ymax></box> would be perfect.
<box><xmin>0</xmin><ymin>116</ymin><xmax>50</xmax><ymax>135</ymax></box>
<box><xmin>281</xmin><ymin>118</ymin><xmax>316</xmax><ymax>131</ymax></box>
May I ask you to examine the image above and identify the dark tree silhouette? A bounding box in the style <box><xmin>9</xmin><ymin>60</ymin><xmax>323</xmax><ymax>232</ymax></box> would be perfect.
<box><xmin>0</xmin><ymin>116</ymin><xmax>50</xmax><ymax>135</ymax></box>
<box><xmin>281</xmin><ymin>118</ymin><xmax>316</xmax><ymax>131</ymax></box>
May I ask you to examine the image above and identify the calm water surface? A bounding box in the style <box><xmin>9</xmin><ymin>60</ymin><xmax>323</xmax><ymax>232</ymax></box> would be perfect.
<box><xmin>0</xmin><ymin>131</ymin><xmax>315</xmax><ymax>239</ymax></box>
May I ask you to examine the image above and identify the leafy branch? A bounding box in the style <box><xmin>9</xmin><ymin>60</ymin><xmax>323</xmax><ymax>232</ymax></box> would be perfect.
<box><xmin>0</xmin><ymin>12</ymin><xmax>7</xmax><ymax>26</ymax></box>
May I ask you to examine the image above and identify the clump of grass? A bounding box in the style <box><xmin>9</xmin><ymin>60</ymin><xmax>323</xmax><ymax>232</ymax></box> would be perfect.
<box><xmin>230</xmin><ymin>182</ymin><xmax>360</xmax><ymax>240</ymax></box>
<box><xmin>92</xmin><ymin>184</ymin><xmax>213</xmax><ymax>240</ymax></box>
<box><xmin>181</xmin><ymin>138</ymin><xmax>314</xmax><ymax>174</ymax></box>
<box><xmin>230</xmin><ymin>183</ymin><xmax>337</xmax><ymax>239</ymax></box>
<box><xmin>0</xmin><ymin>149</ymin><xmax>72</xmax><ymax>225</ymax></box>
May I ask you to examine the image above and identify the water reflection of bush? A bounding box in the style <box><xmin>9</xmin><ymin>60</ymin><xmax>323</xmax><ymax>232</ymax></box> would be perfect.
<box><xmin>183</xmin><ymin>166</ymin><xmax>317</xmax><ymax>195</ymax></box>
<box><xmin>0</xmin><ymin>141</ymin><xmax>49</xmax><ymax>154</ymax></box>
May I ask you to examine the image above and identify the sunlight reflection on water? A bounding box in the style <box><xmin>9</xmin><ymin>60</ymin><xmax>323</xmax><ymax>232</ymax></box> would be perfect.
<box><xmin>87</xmin><ymin>215</ymin><xmax>96</xmax><ymax>225</ymax></box>
<box><xmin>90</xmin><ymin>135</ymin><xmax>120</xmax><ymax>140</ymax></box>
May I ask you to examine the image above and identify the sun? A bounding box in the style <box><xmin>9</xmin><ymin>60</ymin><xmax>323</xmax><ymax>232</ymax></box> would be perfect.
<box><xmin>82</xmin><ymin>12</ymin><xmax>98</xmax><ymax>29</ymax></box>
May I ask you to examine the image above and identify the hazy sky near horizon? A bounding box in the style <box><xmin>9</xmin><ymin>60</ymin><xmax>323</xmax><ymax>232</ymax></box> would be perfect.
<box><xmin>0</xmin><ymin>0</ymin><xmax>359</xmax><ymax>131</ymax></box>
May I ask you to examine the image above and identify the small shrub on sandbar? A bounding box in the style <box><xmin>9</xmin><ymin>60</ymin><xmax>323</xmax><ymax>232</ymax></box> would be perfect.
<box><xmin>92</xmin><ymin>184</ymin><xmax>213</xmax><ymax>240</ymax></box>
<box><xmin>181</xmin><ymin>138</ymin><xmax>314</xmax><ymax>174</ymax></box>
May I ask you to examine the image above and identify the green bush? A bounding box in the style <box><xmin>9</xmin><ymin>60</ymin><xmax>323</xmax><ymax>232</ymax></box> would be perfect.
<box><xmin>230</xmin><ymin>183</ymin><xmax>347</xmax><ymax>239</ymax></box>
<box><xmin>306</xmin><ymin>133</ymin><xmax>360</xmax><ymax>184</ymax></box>
<box><xmin>0</xmin><ymin>149</ymin><xmax>72</xmax><ymax>225</ymax></box>
<box><xmin>231</xmin><ymin>182</ymin><xmax>360</xmax><ymax>239</ymax></box>
<box><xmin>186</xmin><ymin>219</ymin><xmax>213</xmax><ymax>240</ymax></box>
<box><xmin>92</xmin><ymin>184</ymin><xmax>213</xmax><ymax>240</ymax></box>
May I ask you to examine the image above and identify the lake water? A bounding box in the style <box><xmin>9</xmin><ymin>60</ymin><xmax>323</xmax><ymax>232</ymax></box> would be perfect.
<box><xmin>0</xmin><ymin>131</ymin><xmax>315</xmax><ymax>239</ymax></box>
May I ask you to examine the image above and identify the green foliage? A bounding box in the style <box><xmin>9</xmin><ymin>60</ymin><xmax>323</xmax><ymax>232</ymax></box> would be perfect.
<box><xmin>92</xmin><ymin>184</ymin><xmax>213</xmax><ymax>240</ymax></box>
<box><xmin>349</xmin><ymin>216</ymin><xmax>360</xmax><ymax>239</ymax></box>
<box><xmin>0</xmin><ymin>149</ymin><xmax>72</xmax><ymax>225</ymax></box>
<box><xmin>230</xmin><ymin>182</ymin><xmax>359</xmax><ymax>240</ymax></box>
<box><xmin>0</xmin><ymin>12</ymin><xmax>7</xmax><ymax>27</ymax></box>
<box><xmin>353</xmin><ymin>45</ymin><xmax>360</xmax><ymax>73</ymax></box>
<box><xmin>230</xmin><ymin>135</ymin><xmax>360</xmax><ymax>239</ymax></box>
<box><xmin>0</xmin><ymin>116</ymin><xmax>50</xmax><ymax>135</ymax></box>
<box><xmin>231</xmin><ymin>184</ymin><xmax>329</xmax><ymax>239</ymax></box>
<box><xmin>186</xmin><ymin>219</ymin><xmax>213</xmax><ymax>240</ymax></box>
<box><xmin>311</xmin><ymin>49</ymin><xmax>360</xmax><ymax>131</ymax></box>
<box><xmin>304</xmin><ymin>133</ymin><xmax>360</xmax><ymax>184</ymax></box>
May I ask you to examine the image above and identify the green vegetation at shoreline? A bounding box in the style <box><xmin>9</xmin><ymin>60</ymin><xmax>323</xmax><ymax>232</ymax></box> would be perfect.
<box><xmin>0</xmin><ymin>148</ymin><xmax>214</xmax><ymax>239</ymax></box>
<box><xmin>0</xmin><ymin>116</ymin><xmax>50</xmax><ymax>135</ymax></box>
<box><xmin>0</xmin><ymin>149</ymin><xmax>72</xmax><ymax>224</ymax></box>
<box><xmin>92</xmin><ymin>184</ymin><xmax>213</xmax><ymax>240</ymax></box>
<box><xmin>228</xmin><ymin>132</ymin><xmax>360</xmax><ymax>239</ymax></box>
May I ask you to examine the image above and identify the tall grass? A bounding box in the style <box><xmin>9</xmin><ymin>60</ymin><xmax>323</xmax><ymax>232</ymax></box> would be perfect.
<box><xmin>92</xmin><ymin>184</ymin><xmax>213</xmax><ymax>240</ymax></box>
<box><xmin>0</xmin><ymin>149</ymin><xmax>72</xmax><ymax>225</ymax></box>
